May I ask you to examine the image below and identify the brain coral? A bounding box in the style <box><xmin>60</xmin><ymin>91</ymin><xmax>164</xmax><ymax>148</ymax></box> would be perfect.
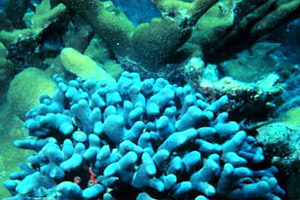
<box><xmin>4</xmin><ymin>72</ymin><xmax>284</xmax><ymax>200</ymax></box>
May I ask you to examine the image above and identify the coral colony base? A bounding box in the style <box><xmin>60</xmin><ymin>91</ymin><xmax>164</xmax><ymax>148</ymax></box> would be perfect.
<box><xmin>4</xmin><ymin>72</ymin><xmax>284</xmax><ymax>200</ymax></box>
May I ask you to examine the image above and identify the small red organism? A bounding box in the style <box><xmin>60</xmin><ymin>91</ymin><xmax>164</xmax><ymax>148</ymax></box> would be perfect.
<box><xmin>88</xmin><ymin>167</ymin><xmax>97</xmax><ymax>186</ymax></box>
<box><xmin>73</xmin><ymin>176</ymin><xmax>81</xmax><ymax>184</ymax></box>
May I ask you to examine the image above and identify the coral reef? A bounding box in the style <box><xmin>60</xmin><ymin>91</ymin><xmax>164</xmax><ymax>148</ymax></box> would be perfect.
<box><xmin>57</xmin><ymin>0</ymin><xmax>135</xmax><ymax>57</ymax></box>
<box><xmin>56</xmin><ymin>0</ymin><xmax>216</xmax><ymax>70</ymax></box>
<box><xmin>4</xmin><ymin>72</ymin><xmax>284</xmax><ymax>199</ymax></box>
<box><xmin>0</xmin><ymin>41</ymin><xmax>7</xmax><ymax>56</ymax></box>
<box><xmin>82</xmin><ymin>36</ymin><xmax>124</xmax><ymax>79</ymax></box>
<box><xmin>0</xmin><ymin>1</ymin><xmax>299</xmax><ymax>199</ymax></box>
<box><xmin>0</xmin><ymin>58</ymin><xmax>13</xmax><ymax>91</ymax></box>
<box><xmin>62</xmin><ymin>18</ymin><xmax>94</xmax><ymax>53</ymax></box>
<box><xmin>51</xmin><ymin>0</ymin><xmax>300</xmax><ymax>75</ymax></box>
<box><xmin>278</xmin><ymin>107</ymin><xmax>300</xmax><ymax>126</ymax></box>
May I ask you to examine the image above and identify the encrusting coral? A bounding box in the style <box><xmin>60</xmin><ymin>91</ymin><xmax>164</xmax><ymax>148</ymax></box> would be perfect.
<box><xmin>4</xmin><ymin>72</ymin><xmax>284</xmax><ymax>199</ymax></box>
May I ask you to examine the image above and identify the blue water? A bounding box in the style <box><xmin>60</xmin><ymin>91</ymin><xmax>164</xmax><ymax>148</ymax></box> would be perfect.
<box><xmin>111</xmin><ymin>0</ymin><xmax>161</xmax><ymax>25</ymax></box>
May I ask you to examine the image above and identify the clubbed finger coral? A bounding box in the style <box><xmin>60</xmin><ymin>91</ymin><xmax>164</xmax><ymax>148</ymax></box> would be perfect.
<box><xmin>4</xmin><ymin>72</ymin><xmax>284</xmax><ymax>200</ymax></box>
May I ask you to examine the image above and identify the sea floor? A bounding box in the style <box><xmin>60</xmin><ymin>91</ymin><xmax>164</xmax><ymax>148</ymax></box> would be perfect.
<box><xmin>0</xmin><ymin>104</ymin><xmax>32</xmax><ymax>198</ymax></box>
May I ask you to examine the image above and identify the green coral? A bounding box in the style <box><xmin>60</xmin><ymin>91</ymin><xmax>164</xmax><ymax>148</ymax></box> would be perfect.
<box><xmin>250</xmin><ymin>0</ymin><xmax>300</xmax><ymax>37</ymax></box>
<box><xmin>102</xmin><ymin>60</ymin><xmax>124</xmax><ymax>79</ymax></box>
<box><xmin>0</xmin><ymin>0</ymin><xmax>66</xmax><ymax>45</ymax></box>
<box><xmin>57</xmin><ymin>0</ymin><xmax>135</xmax><ymax>56</ymax></box>
<box><xmin>131</xmin><ymin>18</ymin><xmax>183</xmax><ymax>70</ymax></box>
<box><xmin>190</xmin><ymin>0</ymin><xmax>240</xmax><ymax>46</ymax></box>
<box><xmin>84</xmin><ymin>36</ymin><xmax>111</xmax><ymax>65</ymax></box>
<box><xmin>56</xmin><ymin>0</ymin><xmax>216</xmax><ymax>70</ymax></box>
<box><xmin>212</xmin><ymin>0</ymin><xmax>300</xmax><ymax>50</ymax></box>
<box><xmin>83</xmin><ymin>36</ymin><xmax>124</xmax><ymax>79</ymax></box>
<box><xmin>55</xmin><ymin>0</ymin><xmax>300</xmax><ymax>73</ymax></box>
<box><xmin>7</xmin><ymin>68</ymin><xmax>57</xmax><ymax>119</ymax></box>
<box><xmin>60</xmin><ymin>47</ymin><xmax>116</xmax><ymax>83</ymax></box>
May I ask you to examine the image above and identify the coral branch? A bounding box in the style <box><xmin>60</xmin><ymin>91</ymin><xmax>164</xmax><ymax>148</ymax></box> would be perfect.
<box><xmin>56</xmin><ymin>0</ymin><xmax>135</xmax><ymax>56</ymax></box>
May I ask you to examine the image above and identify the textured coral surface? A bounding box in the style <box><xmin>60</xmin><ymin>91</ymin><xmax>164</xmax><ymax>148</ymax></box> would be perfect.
<box><xmin>4</xmin><ymin>72</ymin><xmax>284</xmax><ymax>200</ymax></box>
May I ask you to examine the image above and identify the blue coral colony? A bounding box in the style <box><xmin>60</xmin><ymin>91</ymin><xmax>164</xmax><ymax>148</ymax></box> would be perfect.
<box><xmin>1</xmin><ymin>0</ymin><xmax>300</xmax><ymax>199</ymax></box>
<box><xmin>4</xmin><ymin>72</ymin><xmax>284</xmax><ymax>199</ymax></box>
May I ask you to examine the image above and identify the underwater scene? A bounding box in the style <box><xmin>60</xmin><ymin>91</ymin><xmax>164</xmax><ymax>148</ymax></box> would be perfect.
<box><xmin>0</xmin><ymin>0</ymin><xmax>300</xmax><ymax>199</ymax></box>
